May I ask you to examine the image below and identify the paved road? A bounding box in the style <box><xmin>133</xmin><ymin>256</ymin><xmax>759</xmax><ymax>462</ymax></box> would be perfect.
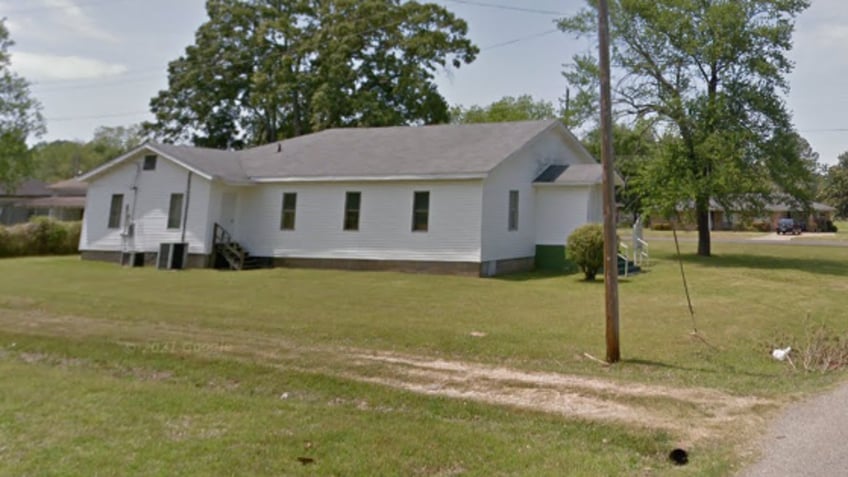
<box><xmin>648</xmin><ymin>236</ymin><xmax>848</xmax><ymax>247</ymax></box>
<box><xmin>741</xmin><ymin>382</ymin><xmax>848</xmax><ymax>476</ymax></box>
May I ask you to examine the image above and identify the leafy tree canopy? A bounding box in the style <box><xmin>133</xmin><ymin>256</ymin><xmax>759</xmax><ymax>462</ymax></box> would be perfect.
<box><xmin>30</xmin><ymin>124</ymin><xmax>144</xmax><ymax>182</ymax></box>
<box><xmin>581</xmin><ymin>121</ymin><xmax>658</xmax><ymax>221</ymax></box>
<box><xmin>559</xmin><ymin>0</ymin><xmax>811</xmax><ymax>255</ymax></box>
<box><xmin>0</xmin><ymin>19</ymin><xmax>45</xmax><ymax>190</ymax></box>
<box><xmin>450</xmin><ymin>95</ymin><xmax>557</xmax><ymax>124</ymax></box>
<box><xmin>820</xmin><ymin>152</ymin><xmax>848</xmax><ymax>219</ymax></box>
<box><xmin>146</xmin><ymin>0</ymin><xmax>478</xmax><ymax>149</ymax></box>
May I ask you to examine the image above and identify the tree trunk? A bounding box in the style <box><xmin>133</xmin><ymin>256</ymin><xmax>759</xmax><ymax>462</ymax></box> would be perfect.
<box><xmin>695</xmin><ymin>196</ymin><xmax>711</xmax><ymax>256</ymax></box>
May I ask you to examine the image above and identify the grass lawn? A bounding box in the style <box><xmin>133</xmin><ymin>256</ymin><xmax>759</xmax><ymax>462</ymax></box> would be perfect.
<box><xmin>789</xmin><ymin>220</ymin><xmax>848</xmax><ymax>242</ymax></box>
<box><xmin>1</xmin><ymin>240</ymin><xmax>847</xmax><ymax>475</ymax></box>
<box><xmin>641</xmin><ymin>229</ymin><xmax>766</xmax><ymax>240</ymax></box>
<box><xmin>624</xmin><ymin>220</ymin><xmax>848</xmax><ymax>243</ymax></box>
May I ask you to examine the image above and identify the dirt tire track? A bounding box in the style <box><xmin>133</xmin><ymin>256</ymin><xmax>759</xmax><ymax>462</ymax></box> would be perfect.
<box><xmin>0</xmin><ymin>307</ymin><xmax>775</xmax><ymax>441</ymax></box>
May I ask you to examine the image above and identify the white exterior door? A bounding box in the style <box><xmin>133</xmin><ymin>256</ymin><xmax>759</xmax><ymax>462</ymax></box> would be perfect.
<box><xmin>220</xmin><ymin>191</ymin><xmax>237</xmax><ymax>231</ymax></box>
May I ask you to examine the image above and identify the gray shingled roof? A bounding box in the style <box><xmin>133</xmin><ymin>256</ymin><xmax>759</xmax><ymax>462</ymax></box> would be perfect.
<box><xmin>239</xmin><ymin>120</ymin><xmax>561</xmax><ymax>179</ymax></box>
<box><xmin>764</xmin><ymin>201</ymin><xmax>836</xmax><ymax>213</ymax></box>
<box><xmin>82</xmin><ymin>120</ymin><xmax>578</xmax><ymax>184</ymax></box>
<box><xmin>48</xmin><ymin>178</ymin><xmax>88</xmax><ymax>196</ymax></box>
<box><xmin>698</xmin><ymin>198</ymin><xmax>836</xmax><ymax>213</ymax></box>
<box><xmin>0</xmin><ymin>179</ymin><xmax>52</xmax><ymax>197</ymax></box>
<box><xmin>17</xmin><ymin>196</ymin><xmax>87</xmax><ymax>208</ymax></box>
<box><xmin>151</xmin><ymin>143</ymin><xmax>251</xmax><ymax>183</ymax></box>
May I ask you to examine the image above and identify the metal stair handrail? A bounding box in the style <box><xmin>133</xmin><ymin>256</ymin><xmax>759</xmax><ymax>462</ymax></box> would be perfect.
<box><xmin>634</xmin><ymin>237</ymin><xmax>649</xmax><ymax>267</ymax></box>
<box><xmin>213</xmin><ymin>223</ymin><xmax>245</xmax><ymax>270</ymax></box>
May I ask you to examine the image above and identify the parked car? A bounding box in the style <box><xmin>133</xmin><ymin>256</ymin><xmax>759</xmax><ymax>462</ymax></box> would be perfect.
<box><xmin>777</xmin><ymin>218</ymin><xmax>801</xmax><ymax>235</ymax></box>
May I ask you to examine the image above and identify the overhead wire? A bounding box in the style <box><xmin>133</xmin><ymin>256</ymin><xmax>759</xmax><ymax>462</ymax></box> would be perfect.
<box><xmin>441</xmin><ymin>0</ymin><xmax>567</xmax><ymax>16</ymax></box>
<box><xmin>481</xmin><ymin>28</ymin><xmax>558</xmax><ymax>50</ymax></box>
<box><xmin>27</xmin><ymin>24</ymin><xmax>562</xmax><ymax>96</ymax></box>
<box><xmin>21</xmin><ymin>0</ymin><xmax>568</xmax><ymax>121</ymax></box>
<box><xmin>3</xmin><ymin>0</ymin><xmax>132</xmax><ymax>16</ymax></box>
<box><xmin>32</xmin><ymin>73</ymin><xmax>164</xmax><ymax>93</ymax></box>
<box><xmin>46</xmin><ymin>111</ymin><xmax>150</xmax><ymax>122</ymax></box>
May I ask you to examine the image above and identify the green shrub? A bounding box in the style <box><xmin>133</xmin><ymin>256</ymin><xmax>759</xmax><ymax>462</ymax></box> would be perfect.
<box><xmin>823</xmin><ymin>220</ymin><xmax>838</xmax><ymax>233</ymax></box>
<box><xmin>63</xmin><ymin>221</ymin><xmax>82</xmax><ymax>253</ymax></box>
<box><xmin>753</xmin><ymin>221</ymin><xmax>772</xmax><ymax>232</ymax></box>
<box><xmin>0</xmin><ymin>224</ymin><xmax>27</xmax><ymax>257</ymax></box>
<box><xmin>0</xmin><ymin>227</ymin><xmax>14</xmax><ymax>257</ymax></box>
<box><xmin>0</xmin><ymin>218</ymin><xmax>81</xmax><ymax>258</ymax></box>
<box><xmin>566</xmin><ymin>223</ymin><xmax>605</xmax><ymax>281</ymax></box>
<box><xmin>27</xmin><ymin>217</ymin><xmax>68</xmax><ymax>255</ymax></box>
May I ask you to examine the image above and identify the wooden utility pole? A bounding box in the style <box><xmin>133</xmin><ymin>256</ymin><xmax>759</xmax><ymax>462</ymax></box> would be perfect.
<box><xmin>598</xmin><ymin>0</ymin><xmax>620</xmax><ymax>363</ymax></box>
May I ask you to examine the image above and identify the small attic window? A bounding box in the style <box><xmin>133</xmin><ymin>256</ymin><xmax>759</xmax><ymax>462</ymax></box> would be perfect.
<box><xmin>143</xmin><ymin>155</ymin><xmax>157</xmax><ymax>171</ymax></box>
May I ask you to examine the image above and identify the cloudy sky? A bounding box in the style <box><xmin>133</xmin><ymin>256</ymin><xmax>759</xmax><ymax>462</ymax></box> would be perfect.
<box><xmin>3</xmin><ymin>0</ymin><xmax>847</xmax><ymax>165</ymax></box>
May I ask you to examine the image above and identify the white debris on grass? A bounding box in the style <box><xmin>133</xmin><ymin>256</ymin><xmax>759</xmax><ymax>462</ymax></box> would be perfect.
<box><xmin>772</xmin><ymin>347</ymin><xmax>792</xmax><ymax>361</ymax></box>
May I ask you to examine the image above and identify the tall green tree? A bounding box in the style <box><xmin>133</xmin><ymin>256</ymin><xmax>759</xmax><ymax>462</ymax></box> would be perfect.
<box><xmin>820</xmin><ymin>152</ymin><xmax>848</xmax><ymax>219</ymax></box>
<box><xmin>146</xmin><ymin>0</ymin><xmax>477</xmax><ymax>149</ymax></box>
<box><xmin>582</xmin><ymin>121</ymin><xmax>657</xmax><ymax>221</ymax></box>
<box><xmin>89</xmin><ymin>124</ymin><xmax>144</xmax><ymax>157</ymax></box>
<box><xmin>0</xmin><ymin>19</ymin><xmax>45</xmax><ymax>190</ymax></box>
<box><xmin>559</xmin><ymin>0</ymin><xmax>810</xmax><ymax>256</ymax></box>
<box><xmin>31</xmin><ymin>124</ymin><xmax>144</xmax><ymax>182</ymax></box>
<box><xmin>450</xmin><ymin>95</ymin><xmax>557</xmax><ymax>124</ymax></box>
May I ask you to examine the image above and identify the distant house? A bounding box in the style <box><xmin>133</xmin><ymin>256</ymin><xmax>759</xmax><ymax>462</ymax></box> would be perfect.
<box><xmin>0</xmin><ymin>178</ymin><xmax>87</xmax><ymax>225</ymax></box>
<box><xmin>654</xmin><ymin>197</ymin><xmax>837</xmax><ymax>232</ymax></box>
<box><xmin>707</xmin><ymin>198</ymin><xmax>836</xmax><ymax>232</ymax></box>
<box><xmin>77</xmin><ymin>120</ymin><xmax>617</xmax><ymax>276</ymax></box>
<box><xmin>0</xmin><ymin>179</ymin><xmax>52</xmax><ymax>225</ymax></box>
<box><xmin>36</xmin><ymin>179</ymin><xmax>87</xmax><ymax>222</ymax></box>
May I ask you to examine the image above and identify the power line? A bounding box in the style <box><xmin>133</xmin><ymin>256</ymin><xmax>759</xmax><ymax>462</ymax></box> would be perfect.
<box><xmin>13</xmin><ymin>0</ymin><xmax>566</xmax><ymax>94</ymax></box>
<box><xmin>7</xmin><ymin>0</ymin><xmax>565</xmax><ymax>17</ymax></box>
<box><xmin>28</xmin><ymin>66</ymin><xmax>165</xmax><ymax>87</ymax></box>
<box><xmin>46</xmin><ymin>111</ymin><xmax>150</xmax><ymax>122</ymax></box>
<box><xmin>32</xmin><ymin>73</ymin><xmax>164</xmax><ymax>93</ymax></box>
<box><xmin>3</xmin><ymin>0</ymin><xmax>132</xmax><ymax>16</ymax></box>
<box><xmin>25</xmin><ymin>26</ymin><xmax>561</xmax><ymax>94</ymax></box>
<box><xmin>481</xmin><ymin>28</ymin><xmax>558</xmax><ymax>50</ymax></box>
<box><xmin>799</xmin><ymin>129</ymin><xmax>848</xmax><ymax>133</ymax></box>
<box><xmin>442</xmin><ymin>0</ymin><xmax>567</xmax><ymax>16</ymax></box>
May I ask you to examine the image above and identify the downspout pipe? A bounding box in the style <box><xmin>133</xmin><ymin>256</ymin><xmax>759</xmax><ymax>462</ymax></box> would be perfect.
<box><xmin>181</xmin><ymin>171</ymin><xmax>192</xmax><ymax>243</ymax></box>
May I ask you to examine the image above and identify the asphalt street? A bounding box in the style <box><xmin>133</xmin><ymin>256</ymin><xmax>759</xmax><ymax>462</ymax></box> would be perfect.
<box><xmin>741</xmin><ymin>382</ymin><xmax>848</xmax><ymax>476</ymax></box>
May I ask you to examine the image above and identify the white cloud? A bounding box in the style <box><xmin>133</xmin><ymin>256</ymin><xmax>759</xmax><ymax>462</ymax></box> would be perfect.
<box><xmin>814</xmin><ymin>23</ymin><xmax>848</xmax><ymax>45</ymax></box>
<box><xmin>41</xmin><ymin>0</ymin><xmax>119</xmax><ymax>43</ymax></box>
<box><xmin>11</xmin><ymin>52</ymin><xmax>128</xmax><ymax>81</ymax></box>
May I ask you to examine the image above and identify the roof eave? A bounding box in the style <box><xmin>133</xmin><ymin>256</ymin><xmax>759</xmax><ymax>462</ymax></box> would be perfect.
<box><xmin>77</xmin><ymin>143</ymin><xmax>216</xmax><ymax>182</ymax></box>
<box><xmin>533</xmin><ymin>174</ymin><xmax>623</xmax><ymax>187</ymax></box>
<box><xmin>534</xmin><ymin>181</ymin><xmax>601</xmax><ymax>187</ymax></box>
<box><xmin>251</xmin><ymin>173</ymin><xmax>487</xmax><ymax>183</ymax></box>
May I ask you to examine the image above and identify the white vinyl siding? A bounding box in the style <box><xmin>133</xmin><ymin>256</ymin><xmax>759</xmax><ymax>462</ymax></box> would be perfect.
<box><xmin>481</xmin><ymin>127</ymin><xmax>596</xmax><ymax>261</ymax></box>
<box><xmin>80</xmin><ymin>151</ymin><xmax>213</xmax><ymax>255</ymax></box>
<box><xmin>534</xmin><ymin>186</ymin><xmax>593</xmax><ymax>246</ymax></box>
<box><xmin>238</xmin><ymin>181</ymin><xmax>482</xmax><ymax>262</ymax></box>
<box><xmin>80</xmin><ymin>124</ymin><xmax>598</xmax><ymax>267</ymax></box>
<box><xmin>588</xmin><ymin>184</ymin><xmax>603</xmax><ymax>223</ymax></box>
